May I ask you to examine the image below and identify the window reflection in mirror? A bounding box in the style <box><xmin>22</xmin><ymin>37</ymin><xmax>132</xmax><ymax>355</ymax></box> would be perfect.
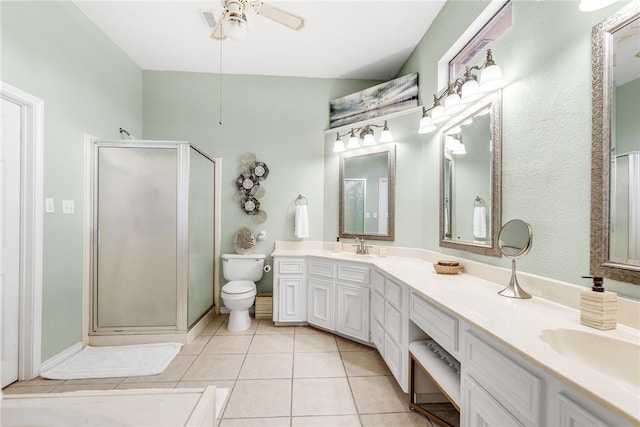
<box><xmin>440</xmin><ymin>94</ymin><xmax>502</xmax><ymax>257</ymax></box>
<box><xmin>339</xmin><ymin>145</ymin><xmax>395</xmax><ymax>241</ymax></box>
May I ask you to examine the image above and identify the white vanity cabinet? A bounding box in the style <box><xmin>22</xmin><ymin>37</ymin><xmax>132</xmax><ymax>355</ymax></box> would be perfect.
<box><xmin>307</xmin><ymin>259</ymin><xmax>336</xmax><ymax>330</ymax></box>
<box><xmin>371</xmin><ymin>269</ymin><xmax>409</xmax><ymax>392</ymax></box>
<box><xmin>307</xmin><ymin>258</ymin><xmax>370</xmax><ymax>343</ymax></box>
<box><xmin>273</xmin><ymin>257</ymin><xmax>306</xmax><ymax>323</ymax></box>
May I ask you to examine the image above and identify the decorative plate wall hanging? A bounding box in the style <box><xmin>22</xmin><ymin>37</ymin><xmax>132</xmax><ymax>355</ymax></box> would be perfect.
<box><xmin>236</xmin><ymin>152</ymin><xmax>269</xmax><ymax>224</ymax></box>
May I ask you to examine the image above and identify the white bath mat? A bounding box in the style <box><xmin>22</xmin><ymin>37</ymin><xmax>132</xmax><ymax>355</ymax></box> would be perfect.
<box><xmin>40</xmin><ymin>343</ymin><xmax>183</xmax><ymax>380</ymax></box>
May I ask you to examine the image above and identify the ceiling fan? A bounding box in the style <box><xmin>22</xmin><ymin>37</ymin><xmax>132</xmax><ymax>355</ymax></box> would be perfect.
<box><xmin>210</xmin><ymin>0</ymin><xmax>305</xmax><ymax>41</ymax></box>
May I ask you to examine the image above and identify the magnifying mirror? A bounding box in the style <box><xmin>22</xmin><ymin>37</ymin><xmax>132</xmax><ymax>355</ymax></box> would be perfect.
<box><xmin>498</xmin><ymin>219</ymin><xmax>533</xmax><ymax>299</ymax></box>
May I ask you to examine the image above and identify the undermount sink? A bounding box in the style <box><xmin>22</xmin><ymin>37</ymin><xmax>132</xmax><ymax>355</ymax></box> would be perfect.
<box><xmin>540</xmin><ymin>328</ymin><xmax>640</xmax><ymax>390</ymax></box>
<box><xmin>338</xmin><ymin>252</ymin><xmax>375</xmax><ymax>259</ymax></box>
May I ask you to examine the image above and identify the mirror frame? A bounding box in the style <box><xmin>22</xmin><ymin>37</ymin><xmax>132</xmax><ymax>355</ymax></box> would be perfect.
<box><xmin>439</xmin><ymin>94</ymin><xmax>502</xmax><ymax>257</ymax></box>
<box><xmin>590</xmin><ymin>2</ymin><xmax>640</xmax><ymax>284</ymax></box>
<box><xmin>339</xmin><ymin>144</ymin><xmax>396</xmax><ymax>241</ymax></box>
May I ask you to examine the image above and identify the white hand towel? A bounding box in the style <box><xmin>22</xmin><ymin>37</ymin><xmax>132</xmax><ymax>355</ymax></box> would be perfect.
<box><xmin>295</xmin><ymin>205</ymin><xmax>309</xmax><ymax>238</ymax></box>
<box><xmin>473</xmin><ymin>206</ymin><xmax>487</xmax><ymax>239</ymax></box>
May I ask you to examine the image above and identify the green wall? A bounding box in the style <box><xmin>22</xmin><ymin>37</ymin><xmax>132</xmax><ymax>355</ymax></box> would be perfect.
<box><xmin>395</xmin><ymin>0</ymin><xmax>638</xmax><ymax>298</ymax></box>
<box><xmin>142</xmin><ymin>71</ymin><xmax>376</xmax><ymax>294</ymax></box>
<box><xmin>615</xmin><ymin>78</ymin><xmax>640</xmax><ymax>155</ymax></box>
<box><xmin>1</xmin><ymin>1</ymin><xmax>143</xmax><ymax>360</ymax></box>
<box><xmin>3</xmin><ymin>0</ymin><xmax>639</xmax><ymax>362</ymax></box>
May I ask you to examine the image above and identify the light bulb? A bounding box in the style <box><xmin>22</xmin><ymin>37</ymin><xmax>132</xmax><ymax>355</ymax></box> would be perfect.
<box><xmin>419</xmin><ymin>115</ymin><xmax>436</xmax><ymax>134</ymax></box>
<box><xmin>431</xmin><ymin>104</ymin><xmax>449</xmax><ymax>124</ymax></box>
<box><xmin>362</xmin><ymin>132</ymin><xmax>375</xmax><ymax>146</ymax></box>
<box><xmin>347</xmin><ymin>134</ymin><xmax>360</xmax><ymax>149</ymax></box>
<box><xmin>223</xmin><ymin>16</ymin><xmax>248</xmax><ymax>40</ymax></box>
<box><xmin>479</xmin><ymin>64</ymin><xmax>505</xmax><ymax>92</ymax></box>
<box><xmin>461</xmin><ymin>79</ymin><xmax>484</xmax><ymax>103</ymax></box>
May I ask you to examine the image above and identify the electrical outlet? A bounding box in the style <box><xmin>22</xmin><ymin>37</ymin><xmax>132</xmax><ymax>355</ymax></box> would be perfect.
<box><xmin>62</xmin><ymin>200</ymin><xmax>74</xmax><ymax>214</ymax></box>
<box><xmin>45</xmin><ymin>198</ymin><xmax>55</xmax><ymax>213</ymax></box>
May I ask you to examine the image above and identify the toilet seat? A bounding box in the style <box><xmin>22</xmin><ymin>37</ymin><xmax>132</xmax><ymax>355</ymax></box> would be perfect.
<box><xmin>222</xmin><ymin>280</ymin><xmax>257</xmax><ymax>299</ymax></box>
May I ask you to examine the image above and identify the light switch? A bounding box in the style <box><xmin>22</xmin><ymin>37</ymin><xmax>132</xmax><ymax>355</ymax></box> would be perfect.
<box><xmin>62</xmin><ymin>200</ymin><xmax>74</xmax><ymax>214</ymax></box>
<box><xmin>45</xmin><ymin>198</ymin><xmax>55</xmax><ymax>213</ymax></box>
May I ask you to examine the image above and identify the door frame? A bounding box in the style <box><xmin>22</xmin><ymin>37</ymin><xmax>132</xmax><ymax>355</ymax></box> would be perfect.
<box><xmin>1</xmin><ymin>82</ymin><xmax>44</xmax><ymax>381</ymax></box>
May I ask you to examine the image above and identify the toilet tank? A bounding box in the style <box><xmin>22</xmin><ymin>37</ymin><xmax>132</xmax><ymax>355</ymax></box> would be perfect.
<box><xmin>221</xmin><ymin>254</ymin><xmax>266</xmax><ymax>282</ymax></box>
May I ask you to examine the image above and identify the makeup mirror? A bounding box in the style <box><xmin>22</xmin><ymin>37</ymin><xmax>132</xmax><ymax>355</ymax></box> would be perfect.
<box><xmin>498</xmin><ymin>219</ymin><xmax>533</xmax><ymax>299</ymax></box>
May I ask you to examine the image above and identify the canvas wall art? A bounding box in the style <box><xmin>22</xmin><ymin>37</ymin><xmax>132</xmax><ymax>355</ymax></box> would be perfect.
<box><xmin>329</xmin><ymin>73</ymin><xmax>419</xmax><ymax>129</ymax></box>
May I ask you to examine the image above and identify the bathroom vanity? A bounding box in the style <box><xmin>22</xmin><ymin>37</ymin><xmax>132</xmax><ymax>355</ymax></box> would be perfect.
<box><xmin>271</xmin><ymin>241</ymin><xmax>640</xmax><ymax>426</ymax></box>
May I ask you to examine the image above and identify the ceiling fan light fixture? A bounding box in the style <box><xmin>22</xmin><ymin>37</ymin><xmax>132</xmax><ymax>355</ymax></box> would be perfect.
<box><xmin>223</xmin><ymin>13</ymin><xmax>249</xmax><ymax>40</ymax></box>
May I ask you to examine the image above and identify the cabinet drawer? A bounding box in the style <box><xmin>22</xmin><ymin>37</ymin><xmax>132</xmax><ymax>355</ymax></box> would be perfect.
<box><xmin>278</xmin><ymin>259</ymin><xmax>304</xmax><ymax>275</ymax></box>
<box><xmin>338</xmin><ymin>264</ymin><xmax>370</xmax><ymax>284</ymax></box>
<box><xmin>372</xmin><ymin>270</ymin><xmax>385</xmax><ymax>294</ymax></box>
<box><xmin>385</xmin><ymin>278</ymin><xmax>403</xmax><ymax>309</ymax></box>
<box><xmin>465</xmin><ymin>332</ymin><xmax>542</xmax><ymax>426</ymax></box>
<box><xmin>308</xmin><ymin>260</ymin><xmax>336</xmax><ymax>278</ymax></box>
<box><xmin>385</xmin><ymin>302</ymin><xmax>402</xmax><ymax>344</ymax></box>
<box><xmin>410</xmin><ymin>292</ymin><xmax>458</xmax><ymax>354</ymax></box>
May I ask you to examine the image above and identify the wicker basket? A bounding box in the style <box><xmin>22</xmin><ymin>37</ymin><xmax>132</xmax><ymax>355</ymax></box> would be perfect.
<box><xmin>433</xmin><ymin>263</ymin><xmax>463</xmax><ymax>275</ymax></box>
<box><xmin>254</xmin><ymin>293</ymin><xmax>273</xmax><ymax>319</ymax></box>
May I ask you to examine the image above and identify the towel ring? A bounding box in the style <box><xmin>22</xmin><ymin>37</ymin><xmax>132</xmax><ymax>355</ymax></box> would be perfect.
<box><xmin>295</xmin><ymin>194</ymin><xmax>308</xmax><ymax>206</ymax></box>
<box><xmin>474</xmin><ymin>196</ymin><xmax>486</xmax><ymax>207</ymax></box>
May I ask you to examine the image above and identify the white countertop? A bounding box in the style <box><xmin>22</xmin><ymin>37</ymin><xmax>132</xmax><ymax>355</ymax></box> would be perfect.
<box><xmin>271</xmin><ymin>245</ymin><xmax>640</xmax><ymax>424</ymax></box>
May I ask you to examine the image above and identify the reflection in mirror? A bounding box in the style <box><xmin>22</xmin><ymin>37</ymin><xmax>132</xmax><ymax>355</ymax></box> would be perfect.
<box><xmin>591</xmin><ymin>3</ymin><xmax>640</xmax><ymax>284</ymax></box>
<box><xmin>439</xmin><ymin>94</ymin><xmax>502</xmax><ymax>257</ymax></box>
<box><xmin>497</xmin><ymin>219</ymin><xmax>533</xmax><ymax>299</ymax></box>
<box><xmin>339</xmin><ymin>145</ymin><xmax>395</xmax><ymax>241</ymax></box>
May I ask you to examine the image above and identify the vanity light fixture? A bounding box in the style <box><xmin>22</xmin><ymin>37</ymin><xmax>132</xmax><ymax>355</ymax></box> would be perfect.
<box><xmin>579</xmin><ymin>0</ymin><xmax>617</xmax><ymax>12</ymax></box>
<box><xmin>419</xmin><ymin>49</ymin><xmax>505</xmax><ymax>134</ymax></box>
<box><xmin>332</xmin><ymin>120</ymin><xmax>394</xmax><ymax>152</ymax></box>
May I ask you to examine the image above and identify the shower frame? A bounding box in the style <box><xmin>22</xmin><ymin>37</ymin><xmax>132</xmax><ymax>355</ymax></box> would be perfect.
<box><xmin>85</xmin><ymin>139</ymin><xmax>221</xmax><ymax>346</ymax></box>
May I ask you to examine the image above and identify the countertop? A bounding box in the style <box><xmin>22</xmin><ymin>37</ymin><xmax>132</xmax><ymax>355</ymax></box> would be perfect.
<box><xmin>271</xmin><ymin>246</ymin><xmax>640</xmax><ymax>424</ymax></box>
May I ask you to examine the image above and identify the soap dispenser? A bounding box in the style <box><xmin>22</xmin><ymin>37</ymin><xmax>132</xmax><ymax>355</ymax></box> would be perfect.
<box><xmin>580</xmin><ymin>275</ymin><xmax>617</xmax><ymax>330</ymax></box>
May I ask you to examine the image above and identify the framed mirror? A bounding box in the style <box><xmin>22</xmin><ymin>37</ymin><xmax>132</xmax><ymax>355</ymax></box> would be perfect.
<box><xmin>590</xmin><ymin>2</ymin><xmax>640</xmax><ymax>284</ymax></box>
<box><xmin>339</xmin><ymin>145</ymin><xmax>395</xmax><ymax>241</ymax></box>
<box><xmin>439</xmin><ymin>94</ymin><xmax>502</xmax><ymax>257</ymax></box>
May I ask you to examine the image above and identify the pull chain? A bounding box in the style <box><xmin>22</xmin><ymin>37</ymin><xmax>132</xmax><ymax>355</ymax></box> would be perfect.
<box><xmin>218</xmin><ymin>40</ymin><xmax>223</xmax><ymax>125</ymax></box>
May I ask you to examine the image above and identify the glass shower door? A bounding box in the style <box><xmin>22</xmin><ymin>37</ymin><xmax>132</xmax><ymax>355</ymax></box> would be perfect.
<box><xmin>94</xmin><ymin>146</ymin><xmax>178</xmax><ymax>330</ymax></box>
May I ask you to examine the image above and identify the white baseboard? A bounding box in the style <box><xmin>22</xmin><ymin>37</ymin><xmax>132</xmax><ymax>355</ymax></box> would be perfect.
<box><xmin>40</xmin><ymin>341</ymin><xmax>83</xmax><ymax>372</ymax></box>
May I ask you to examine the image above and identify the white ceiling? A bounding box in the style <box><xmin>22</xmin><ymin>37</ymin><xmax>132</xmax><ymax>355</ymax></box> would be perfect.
<box><xmin>73</xmin><ymin>1</ymin><xmax>446</xmax><ymax>80</ymax></box>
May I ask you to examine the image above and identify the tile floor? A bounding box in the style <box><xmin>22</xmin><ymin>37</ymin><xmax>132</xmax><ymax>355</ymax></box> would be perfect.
<box><xmin>3</xmin><ymin>315</ymin><xmax>434</xmax><ymax>426</ymax></box>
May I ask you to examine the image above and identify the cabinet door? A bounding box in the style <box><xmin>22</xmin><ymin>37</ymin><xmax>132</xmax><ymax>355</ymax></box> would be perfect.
<box><xmin>371</xmin><ymin>318</ymin><xmax>385</xmax><ymax>353</ymax></box>
<box><xmin>462</xmin><ymin>376</ymin><xmax>524</xmax><ymax>427</ymax></box>
<box><xmin>371</xmin><ymin>290</ymin><xmax>385</xmax><ymax>325</ymax></box>
<box><xmin>308</xmin><ymin>278</ymin><xmax>335</xmax><ymax>330</ymax></box>
<box><xmin>278</xmin><ymin>277</ymin><xmax>305</xmax><ymax>322</ymax></box>
<box><xmin>336</xmin><ymin>283</ymin><xmax>370</xmax><ymax>342</ymax></box>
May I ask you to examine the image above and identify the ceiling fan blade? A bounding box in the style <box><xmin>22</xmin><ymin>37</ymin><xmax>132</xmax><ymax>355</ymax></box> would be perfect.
<box><xmin>210</xmin><ymin>11</ymin><xmax>227</xmax><ymax>40</ymax></box>
<box><xmin>251</xmin><ymin>1</ymin><xmax>305</xmax><ymax>31</ymax></box>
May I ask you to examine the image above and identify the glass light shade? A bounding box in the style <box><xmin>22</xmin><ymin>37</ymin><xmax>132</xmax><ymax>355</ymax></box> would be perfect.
<box><xmin>362</xmin><ymin>132</ymin><xmax>376</xmax><ymax>146</ymax></box>
<box><xmin>479</xmin><ymin>64</ymin><xmax>505</xmax><ymax>92</ymax></box>
<box><xmin>448</xmin><ymin>125</ymin><xmax>462</xmax><ymax>135</ymax></box>
<box><xmin>223</xmin><ymin>16</ymin><xmax>248</xmax><ymax>40</ymax></box>
<box><xmin>431</xmin><ymin>104</ymin><xmax>450</xmax><ymax>124</ymax></box>
<box><xmin>444</xmin><ymin>92</ymin><xmax>465</xmax><ymax>115</ymax></box>
<box><xmin>461</xmin><ymin>79</ymin><xmax>485</xmax><ymax>103</ymax></box>
<box><xmin>461</xmin><ymin>117</ymin><xmax>474</xmax><ymax>126</ymax></box>
<box><xmin>452</xmin><ymin>143</ymin><xmax>466</xmax><ymax>155</ymax></box>
<box><xmin>333</xmin><ymin>138</ymin><xmax>345</xmax><ymax>152</ymax></box>
<box><xmin>419</xmin><ymin>115</ymin><xmax>436</xmax><ymax>134</ymax></box>
<box><xmin>579</xmin><ymin>0</ymin><xmax>617</xmax><ymax>11</ymax></box>
<box><xmin>379</xmin><ymin>128</ymin><xmax>393</xmax><ymax>143</ymax></box>
<box><xmin>346</xmin><ymin>135</ymin><xmax>360</xmax><ymax>149</ymax></box>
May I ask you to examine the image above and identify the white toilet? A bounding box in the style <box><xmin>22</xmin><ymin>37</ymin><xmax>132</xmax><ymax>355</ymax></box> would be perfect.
<box><xmin>221</xmin><ymin>253</ymin><xmax>265</xmax><ymax>332</ymax></box>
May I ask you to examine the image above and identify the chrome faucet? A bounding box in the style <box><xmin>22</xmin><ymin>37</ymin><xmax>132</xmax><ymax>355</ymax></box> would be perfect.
<box><xmin>353</xmin><ymin>237</ymin><xmax>371</xmax><ymax>255</ymax></box>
